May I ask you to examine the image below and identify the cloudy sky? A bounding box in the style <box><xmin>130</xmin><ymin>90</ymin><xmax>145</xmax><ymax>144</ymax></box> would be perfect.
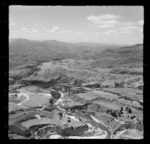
<box><xmin>9</xmin><ymin>6</ymin><xmax>143</xmax><ymax>44</ymax></box>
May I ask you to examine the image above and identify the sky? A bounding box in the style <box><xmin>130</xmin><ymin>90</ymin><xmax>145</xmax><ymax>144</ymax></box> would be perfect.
<box><xmin>9</xmin><ymin>6</ymin><xmax>144</xmax><ymax>45</ymax></box>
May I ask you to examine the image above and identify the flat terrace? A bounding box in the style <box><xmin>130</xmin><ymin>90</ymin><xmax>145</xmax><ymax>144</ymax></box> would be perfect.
<box><xmin>22</xmin><ymin>93</ymin><xmax>50</xmax><ymax>108</ymax></box>
<box><xmin>76</xmin><ymin>90</ymin><xmax>119</xmax><ymax>101</ymax></box>
<box><xmin>102</xmin><ymin>88</ymin><xmax>143</xmax><ymax>101</ymax></box>
<box><xmin>21</xmin><ymin>111</ymin><xmax>85</xmax><ymax>129</ymax></box>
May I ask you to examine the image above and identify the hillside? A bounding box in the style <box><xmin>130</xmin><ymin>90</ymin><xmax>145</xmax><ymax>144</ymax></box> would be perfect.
<box><xmin>9</xmin><ymin>39</ymin><xmax>74</xmax><ymax>69</ymax></box>
<box><xmin>9</xmin><ymin>39</ymin><xmax>142</xmax><ymax>69</ymax></box>
<box><xmin>9</xmin><ymin>40</ymin><xmax>143</xmax><ymax>139</ymax></box>
<box><xmin>90</xmin><ymin>44</ymin><xmax>143</xmax><ymax>68</ymax></box>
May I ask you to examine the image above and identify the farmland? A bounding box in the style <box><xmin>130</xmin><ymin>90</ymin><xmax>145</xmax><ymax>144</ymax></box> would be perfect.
<box><xmin>9</xmin><ymin>38</ymin><xmax>143</xmax><ymax>139</ymax></box>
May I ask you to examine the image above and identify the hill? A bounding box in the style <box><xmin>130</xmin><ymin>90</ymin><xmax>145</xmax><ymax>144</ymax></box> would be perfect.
<box><xmin>9</xmin><ymin>38</ymin><xmax>142</xmax><ymax>69</ymax></box>
<box><xmin>9</xmin><ymin>39</ymin><xmax>122</xmax><ymax>69</ymax></box>
<box><xmin>90</xmin><ymin>44</ymin><xmax>143</xmax><ymax>68</ymax></box>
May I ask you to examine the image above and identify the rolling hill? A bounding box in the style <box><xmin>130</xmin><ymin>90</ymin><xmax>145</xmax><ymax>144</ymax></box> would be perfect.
<box><xmin>9</xmin><ymin>38</ymin><xmax>143</xmax><ymax>69</ymax></box>
<box><xmin>90</xmin><ymin>44</ymin><xmax>143</xmax><ymax>68</ymax></box>
<box><xmin>9</xmin><ymin>39</ymin><xmax>122</xmax><ymax>69</ymax></box>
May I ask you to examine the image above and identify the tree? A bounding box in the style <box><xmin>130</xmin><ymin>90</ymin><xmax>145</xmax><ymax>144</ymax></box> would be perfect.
<box><xmin>73</xmin><ymin>79</ymin><xmax>82</xmax><ymax>87</ymax></box>
<box><xmin>58</xmin><ymin>112</ymin><xmax>63</xmax><ymax>120</ymax></box>
<box><xmin>71</xmin><ymin>126</ymin><xmax>74</xmax><ymax>130</ymax></box>
<box><xmin>120</xmin><ymin>107</ymin><xmax>124</xmax><ymax>115</ymax></box>
<box><xmin>49</xmin><ymin>99</ymin><xmax>54</xmax><ymax>105</ymax></box>
<box><xmin>126</xmin><ymin>107</ymin><xmax>132</xmax><ymax>113</ymax></box>
<box><xmin>128</xmin><ymin>108</ymin><xmax>132</xmax><ymax>113</ymax></box>
<box><xmin>68</xmin><ymin>118</ymin><xmax>71</xmax><ymax>123</ymax></box>
<box><xmin>131</xmin><ymin>115</ymin><xmax>136</xmax><ymax>119</ymax></box>
<box><xmin>120</xmin><ymin>107</ymin><xmax>123</xmax><ymax>112</ymax></box>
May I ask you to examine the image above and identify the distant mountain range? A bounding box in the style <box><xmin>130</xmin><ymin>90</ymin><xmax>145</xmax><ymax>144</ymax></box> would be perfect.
<box><xmin>9</xmin><ymin>38</ymin><xmax>143</xmax><ymax>69</ymax></box>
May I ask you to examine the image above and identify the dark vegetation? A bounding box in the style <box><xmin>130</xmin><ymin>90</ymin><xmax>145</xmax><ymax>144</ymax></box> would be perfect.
<box><xmin>9</xmin><ymin>66</ymin><xmax>41</xmax><ymax>81</ymax></box>
<box><xmin>29</xmin><ymin>124</ymin><xmax>52</xmax><ymax>133</ymax></box>
<box><xmin>9</xmin><ymin>125</ymin><xmax>32</xmax><ymax>138</ymax></box>
<box><xmin>50</xmin><ymin>91</ymin><xmax>61</xmax><ymax>100</ymax></box>
<box><xmin>110</xmin><ymin>68</ymin><xmax>143</xmax><ymax>75</ymax></box>
<box><xmin>61</xmin><ymin>125</ymin><xmax>88</xmax><ymax>136</ymax></box>
<box><xmin>73</xmin><ymin>79</ymin><xmax>83</xmax><ymax>87</ymax></box>
<box><xmin>43</xmin><ymin>105</ymin><xmax>56</xmax><ymax>112</ymax></box>
<box><xmin>22</xmin><ymin>80</ymin><xmax>51</xmax><ymax>88</ymax></box>
<box><xmin>113</xmin><ymin>119</ymin><xmax>143</xmax><ymax>135</ymax></box>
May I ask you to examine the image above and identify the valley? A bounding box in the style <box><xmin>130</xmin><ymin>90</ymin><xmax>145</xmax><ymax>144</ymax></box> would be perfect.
<box><xmin>9</xmin><ymin>43</ymin><xmax>143</xmax><ymax>139</ymax></box>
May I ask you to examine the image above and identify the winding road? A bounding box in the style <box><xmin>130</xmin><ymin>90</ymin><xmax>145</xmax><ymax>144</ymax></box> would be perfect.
<box><xmin>54</xmin><ymin>91</ymin><xmax>112</xmax><ymax>139</ymax></box>
<box><xmin>9</xmin><ymin>88</ymin><xmax>125</xmax><ymax>139</ymax></box>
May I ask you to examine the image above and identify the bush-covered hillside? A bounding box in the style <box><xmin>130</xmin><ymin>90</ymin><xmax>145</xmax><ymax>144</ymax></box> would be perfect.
<box><xmin>91</xmin><ymin>44</ymin><xmax>143</xmax><ymax>68</ymax></box>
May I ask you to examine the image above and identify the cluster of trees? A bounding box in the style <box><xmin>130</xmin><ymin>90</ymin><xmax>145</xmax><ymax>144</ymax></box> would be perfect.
<box><xmin>50</xmin><ymin>90</ymin><xmax>61</xmax><ymax>100</ymax></box>
<box><xmin>115</xmin><ymin>82</ymin><xmax>124</xmax><ymax>88</ymax></box>
<box><xmin>10</xmin><ymin>111</ymin><xmax>14</xmax><ymax>114</ymax></box>
<box><xmin>106</xmin><ymin>109</ymin><xmax>121</xmax><ymax>118</ymax></box>
<box><xmin>136</xmin><ymin>120</ymin><xmax>143</xmax><ymax>131</ymax></box>
<box><xmin>106</xmin><ymin>106</ymin><xmax>132</xmax><ymax>118</ymax></box>
<box><xmin>49</xmin><ymin>98</ymin><xmax>55</xmax><ymax>105</ymax></box>
<box><xmin>9</xmin><ymin>125</ymin><xmax>31</xmax><ymax>138</ymax></box>
<box><xmin>113</xmin><ymin>123</ymin><xmax>136</xmax><ymax>135</ymax></box>
<box><xmin>73</xmin><ymin>79</ymin><xmax>82</xmax><ymax>87</ymax></box>
<box><xmin>58</xmin><ymin>112</ymin><xmax>63</xmax><ymax>120</ymax></box>
<box><xmin>130</xmin><ymin>115</ymin><xmax>136</xmax><ymax>119</ymax></box>
<box><xmin>61</xmin><ymin>125</ymin><xmax>88</xmax><ymax>137</ymax></box>
<box><xmin>43</xmin><ymin>105</ymin><xmax>55</xmax><ymax>112</ymax></box>
<box><xmin>125</xmin><ymin>107</ymin><xmax>132</xmax><ymax>113</ymax></box>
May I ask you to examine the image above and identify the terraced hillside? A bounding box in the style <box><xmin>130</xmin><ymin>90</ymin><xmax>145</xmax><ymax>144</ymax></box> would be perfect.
<box><xmin>9</xmin><ymin>40</ymin><xmax>143</xmax><ymax>139</ymax></box>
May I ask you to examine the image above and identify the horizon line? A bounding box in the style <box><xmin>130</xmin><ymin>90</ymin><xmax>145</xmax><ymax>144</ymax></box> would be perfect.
<box><xmin>9</xmin><ymin>38</ymin><xmax>143</xmax><ymax>46</ymax></box>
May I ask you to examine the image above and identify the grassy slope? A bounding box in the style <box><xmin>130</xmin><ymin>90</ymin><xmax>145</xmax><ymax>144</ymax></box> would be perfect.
<box><xmin>9</xmin><ymin>39</ymin><xmax>122</xmax><ymax>69</ymax></box>
<box><xmin>91</xmin><ymin>44</ymin><xmax>143</xmax><ymax>68</ymax></box>
<box><xmin>9</xmin><ymin>39</ymin><xmax>143</xmax><ymax>69</ymax></box>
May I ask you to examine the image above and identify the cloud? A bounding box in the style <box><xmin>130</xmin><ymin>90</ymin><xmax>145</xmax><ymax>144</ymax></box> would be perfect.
<box><xmin>9</xmin><ymin>22</ymin><xmax>15</xmax><ymax>27</ymax></box>
<box><xmin>31</xmin><ymin>29</ymin><xmax>38</xmax><ymax>33</ymax></box>
<box><xmin>74</xmin><ymin>32</ymin><xmax>84</xmax><ymax>36</ymax></box>
<box><xmin>47</xmin><ymin>29</ymin><xmax>52</xmax><ymax>33</ymax></box>
<box><xmin>10</xmin><ymin>29</ymin><xmax>20</xmax><ymax>34</ymax></box>
<box><xmin>105</xmin><ymin>21</ymin><xmax>143</xmax><ymax>36</ymax></box>
<box><xmin>137</xmin><ymin>20</ymin><xmax>144</xmax><ymax>26</ymax></box>
<box><xmin>59</xmin><ymin>30</ymin><xmax>71</xmax><ymax>33</ymax></box>
<box><xmin>105</xmin><ymin>29</ymin><xmax>116</xmax><ymax>35</ymax></box>
<box><xmin>22</xmin><ymin>27</ymin><xmax>28</xmax><ymax>31</ymax></box>
<box><xmin>87</xmin><ymin>14</ymin><xmax>143</xmax><ymax>36</ymax></box>
<box><xmin>10</xmin><ymin>6</ymin><xmax>41</xmax><ymax>9</ymax></box>
<box><xmin>87</xmin><ymin>14</ymin><xmax>120</xmax><ymax>28</ymax></box>
<box><xmin>119</xmin><ymin>26</ymin><xmax>141</xmax><ymax>34</ymax></box>
<box><xmin>35</xmin><ymin>23</ymin><xmax>39</xmax><ymax>26</ymax></box>
<box><xmin>51</xmin><ymin>26</ymin><xmax>59</xmax><ymax>32</ymax></box>
<box><xmin>87</xmin><ymin>14</ymin><xmax>120</xmax><ymax>22</ymax></box>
